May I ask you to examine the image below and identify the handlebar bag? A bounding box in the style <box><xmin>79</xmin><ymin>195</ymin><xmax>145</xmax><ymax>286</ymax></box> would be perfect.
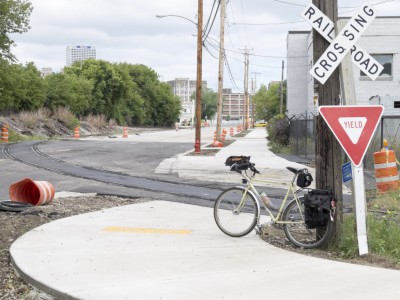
<box><xmin>225</xmin><ymin>156</ymin><xmax>250</xmax><ymax>166</ymax></box>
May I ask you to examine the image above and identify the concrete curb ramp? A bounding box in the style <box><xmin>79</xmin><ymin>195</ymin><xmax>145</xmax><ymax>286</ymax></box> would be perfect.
<box><xmin>10</xmin><ymin>201</ymin><xmax>400</xmax><ymax>300</ymax></box>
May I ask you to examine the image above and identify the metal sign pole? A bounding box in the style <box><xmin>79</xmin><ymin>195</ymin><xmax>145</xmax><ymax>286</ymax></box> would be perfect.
<box><xmin>353</xmin><ymin>163</ymin><xmax>368</xmax><ymax>255</ymax></box>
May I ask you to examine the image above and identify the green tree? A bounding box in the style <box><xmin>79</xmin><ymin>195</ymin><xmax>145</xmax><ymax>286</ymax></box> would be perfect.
<box><xmin>201</xmin><ymin>88</ymin><xmax>217</xmax><ymax>120</ymax></box>
<box><xmin>44</xmin><ymin>73</ymin><xmax>93</xmax><ymax>115</ymax></box>
<box><xmin>253</xmin><ymin>82</ymin><xmax>286</xmax><ymax>121</ymax></box>
<box><xmin>0</xmin><ymin>62</ymin><xmax>45</xmax><ymax>112</ymax></box>
<box><xmin>65</xmin><ymin>59</ymin><xmax>127</xmax><ymax>123</ymax></box>
<box><xmin>122</xmin><ymin>64</ymin><xmax>180</xmax><ymax>126</ymax></box>
<box><xmin>18</xmin><ymin>62</ymin><xmax>46</xmax><ymax>110</ymax></box>
<box><xmin>0</xmin><ymin>0</ymin><xmax>33</xmax><ymax>62</ymax></box>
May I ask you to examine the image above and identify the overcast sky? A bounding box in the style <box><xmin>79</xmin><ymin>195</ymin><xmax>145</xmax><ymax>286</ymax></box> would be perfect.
<box><xmin>11</xmin><ymin>0</ymin><xmax>400</xmax><ymax>92</ymax></box>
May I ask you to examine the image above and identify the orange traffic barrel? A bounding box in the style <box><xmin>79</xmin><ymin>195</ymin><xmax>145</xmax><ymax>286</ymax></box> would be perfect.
<box><xmin>1</xmin><ymin>126</ymin><xmax>8</xmax><ymax>142</ymax></box>
<box><xmin>74</xmin><ymin>127</ymin><xmax>80</xmax><ymax>139</ymax></box>
<box><xmin>9</xmin><ymin>178</ymin><xmax>55</xmax><ymax>206</ymax></box>
<box><xmin>230</xmin><ymin>127</ymin><xmax>234</xmax><ymax>136</ymax></box>
<box><xmin>373</xmin><ymin>150</ymin><xmax>399</xmax><ymax>192</ymax></box>
<box><xmin>122</xmin><ymin>127</ymin><xmax>128</xmax><ymax>138</ymax></box>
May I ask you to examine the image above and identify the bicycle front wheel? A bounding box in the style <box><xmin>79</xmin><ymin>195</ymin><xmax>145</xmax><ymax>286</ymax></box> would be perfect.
<box><xmin>283</xmin><ymin>199</ymin><xmax>332</xmax><ymax>249</ymax></box>
<box><xmin>214</xmin><ymin>187</ymin><xmax>259</xmax><ymax>237</ymax></box>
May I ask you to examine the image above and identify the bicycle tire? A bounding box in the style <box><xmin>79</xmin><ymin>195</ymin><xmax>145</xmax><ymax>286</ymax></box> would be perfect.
<box><xmin>282</xmin><ymin>199</ymin><xmax>332</xmax><ymax>249</ymax></box>
<box><xmin>214</xmin><ymin>187</ymin><xmax>259</xmax><ymax>237</ymax></box>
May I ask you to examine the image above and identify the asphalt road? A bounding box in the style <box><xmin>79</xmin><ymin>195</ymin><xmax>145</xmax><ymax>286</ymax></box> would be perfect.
<box><xmin>0</xmin><ymin>127</ymin><xmax>233</xmax><ymax>206</ymax></box>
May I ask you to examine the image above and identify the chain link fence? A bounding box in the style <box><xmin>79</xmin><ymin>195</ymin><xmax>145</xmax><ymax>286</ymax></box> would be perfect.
<box><xmin>288</xmin><ymin>113</ymin><xmax>400</xmax><ymax>170</ymax></box>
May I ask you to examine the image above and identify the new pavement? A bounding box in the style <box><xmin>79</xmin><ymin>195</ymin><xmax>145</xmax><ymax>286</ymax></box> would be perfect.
<box><xmin>9</xmin><ymin>127</ymin><xmax>400</xmax><ymax>299</ymax></box>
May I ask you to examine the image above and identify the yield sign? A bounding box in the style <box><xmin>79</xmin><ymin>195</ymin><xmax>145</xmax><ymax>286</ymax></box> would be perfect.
<box><xmin>318</xmin><ymin>105</ymin><xmax>384</xmax><ymax>166</ymax></box>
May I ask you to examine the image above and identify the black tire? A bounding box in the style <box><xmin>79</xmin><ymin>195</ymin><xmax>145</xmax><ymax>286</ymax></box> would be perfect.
<box><xmin>0</xmin><ymin>200</ymin><xmax>32</xmax><ymax>212</ymax></box>
<box><xmin>214</xmin><ymin>187</ymin><xmax>259</xmax><ymax>237</ymax></box>
<box><xmin>282</xmin><ymin>199</ymin><xmax>332</xmax><ymax>249</ymax></box>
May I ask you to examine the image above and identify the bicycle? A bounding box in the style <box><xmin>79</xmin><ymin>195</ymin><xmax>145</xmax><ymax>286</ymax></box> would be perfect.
<box><xmin>214</xmin><ymin>156</ymin><xmax>337</xmax><ymax>249</ymax></box>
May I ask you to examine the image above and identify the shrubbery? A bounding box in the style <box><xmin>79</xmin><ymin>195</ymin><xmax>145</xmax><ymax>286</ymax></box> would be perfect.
<box><xmin>266</xmin><ymin>114</ymin><xmax>289</xmax><ymax>146</ymax></box>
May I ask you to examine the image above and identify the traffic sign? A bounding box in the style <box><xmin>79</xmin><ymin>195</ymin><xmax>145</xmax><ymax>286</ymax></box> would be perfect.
<box><xmin>318</xmin><ymin>105</ymin><xmax>384</xmax><ymax>166</ymax></box>
<box><xmin>310</xmin><ymin>5</ymin><xmax>377</xmax><ymax>84</ymax></box>
<box><xmin>342</xmin><ymin>162</ymin><xmax>352</xmax><ymax>183</ymax></box>
<box><xmin>302</xmin><ymin>3</ymin><xmax>383</xmax><ymax>80</ymax></box>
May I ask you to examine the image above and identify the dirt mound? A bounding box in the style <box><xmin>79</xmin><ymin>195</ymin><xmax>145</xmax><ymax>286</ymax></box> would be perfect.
<box><xmin>0</xmin><ymin>116</ymin><xmax>114</xmax><ymax>139</ymax></box>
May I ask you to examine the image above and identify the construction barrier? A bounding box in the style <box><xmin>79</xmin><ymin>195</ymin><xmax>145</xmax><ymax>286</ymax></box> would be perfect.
<box><xmin>230</xmin><ymin>127</ymin><xmax>234</xmax><ymax>136</ymax></box>
<box><xmin>373</xmin><ymin>149</ymin><xmax>399</xmax><ymax>193</ymax></box>
<box><xmin>1</xmin><ymin>125</ymin><xmax>8</xmax><ymax>142</ymax></box>
<box><xmin>9</xmin><ymin>178</ymin><xmax>55</xmax><ymax>206</ymax></box>
<box><xmin>122</xmin><ymin>127</ymin><xmax>128</xmax><ymax>138</ymax></box>
<box><xmin>74</xmin><ymin>127</ymin><xmax>80</xmax><ymax>139</ymax></box>
<box><xmin>221</xmin><ymin>128</ymin><xmax>227</xmax><ymax>144</ymax></box>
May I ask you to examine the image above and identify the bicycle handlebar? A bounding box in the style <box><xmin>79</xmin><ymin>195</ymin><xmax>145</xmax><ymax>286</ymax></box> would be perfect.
<box><xmin>230</xmin><ymin>161</ymin><xmax>260</xmax><ymax>175</ymax></box>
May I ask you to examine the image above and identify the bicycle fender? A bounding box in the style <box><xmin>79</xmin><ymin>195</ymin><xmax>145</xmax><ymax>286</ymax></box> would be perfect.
<box><xmin>234</xmin><ymin>186</ymin><xmax>261</xmax><ymax>220</ymax></box>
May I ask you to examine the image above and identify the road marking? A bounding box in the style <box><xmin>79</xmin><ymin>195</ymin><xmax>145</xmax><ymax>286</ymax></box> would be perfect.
<box><xmin>102</xmin><ymin>226</ymin><xmax>192</xmax><ymax>235</ymax></box>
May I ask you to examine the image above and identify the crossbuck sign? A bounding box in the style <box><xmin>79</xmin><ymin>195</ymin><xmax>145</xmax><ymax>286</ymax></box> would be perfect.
<box><xmin>302</xmin><ymin>4</ymin><xmax>382</xmax><ymax>84</ymax></box>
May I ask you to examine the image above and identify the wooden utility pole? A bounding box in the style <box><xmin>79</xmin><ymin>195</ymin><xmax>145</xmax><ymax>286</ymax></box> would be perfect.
<box><xmin>195</xmin><ymin>0</ymin><xmax>203</xmax><ymax>152</ymax></box>
<box><xmin>216</xmin><ymin>0</ymin><xmax>225</xmax><ymax>141</ymax></box>
<box><xmin>240</xmin><ymin>48</ymin><xmax>250</xmax><ymax>130</ymax></box>
<box><xmin>313</xmin><ymin>0</ymin><xmax>343</xmax><ymax>230</ymax></box>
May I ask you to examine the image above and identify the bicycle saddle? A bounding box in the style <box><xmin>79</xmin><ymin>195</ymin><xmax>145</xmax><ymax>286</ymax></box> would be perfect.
<box><xmin>286</xmin><ymin>166</ymin><xmax>305</xmax><ymax>174</ymax></box>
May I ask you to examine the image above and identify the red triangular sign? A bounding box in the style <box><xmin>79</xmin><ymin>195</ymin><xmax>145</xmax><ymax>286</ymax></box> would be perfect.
<box><xmin>318</xmin><ymin>105</ymin><xmax>384</xmax><ymax>166</ymax></box>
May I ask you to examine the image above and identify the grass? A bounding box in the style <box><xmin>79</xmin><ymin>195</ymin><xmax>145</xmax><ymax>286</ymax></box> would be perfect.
<box><xmin>335</xmin><ymin>192</ymin><xmax>400</xmax><ymax>266</ymax></box>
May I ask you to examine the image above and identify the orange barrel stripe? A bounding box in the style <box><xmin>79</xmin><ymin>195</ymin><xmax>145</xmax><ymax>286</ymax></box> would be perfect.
<box><xmin>122</xmin><ymin>127</ymin><xmax>128</xmax><ymax>138</ymax></box>
<box><xmin>1</xmin><ymin>126</ymin><xmax>9</xmax><ymax>142</ymax></box>
<box><xmin>373</xmin><ymin>150</ymin><xmax>399</xmax><ymax>192</ymax></box>
<box><xmin>9</xmin><ymin>178</ymin><xmax>55</xmax><ymax>206</ymax></box>
<box><xmin>230</xmin><ymin>127</ymin><xmax>234</xmax><ymax>136</ymax></box>
<box><xmin>74</xmin><ymin>127</ymin><xmax>80</xmax><ymax>139</ymax></box>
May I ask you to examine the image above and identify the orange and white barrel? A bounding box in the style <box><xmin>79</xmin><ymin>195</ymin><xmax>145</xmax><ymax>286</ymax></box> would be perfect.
<box><xmin>1</xmin><ymin>126</ymin><xmax>9</xmax><ymax>142</ymax></box>
<box><xmin>122</xmin><ymin>127</ymin><xmax>128</xmax><ymax>138</ymax></box>
<box><xmin>74</xmin><ymin>127</ymin><xmax>80</xmax><ymax>139</ymax></box>
<box><xmin>373</xmin><ymin>150</ymin><xmax>399</xmax><ymax>192</ymax></box>
<box><xmin>230</xmin><ymin>127</ymin><xmax>234</xmax><ymax>136</ymax></box>
<box><xmin>9</xmin><ymin>178</ymin><xmax>55</xmax><ymax>206</ymax></box>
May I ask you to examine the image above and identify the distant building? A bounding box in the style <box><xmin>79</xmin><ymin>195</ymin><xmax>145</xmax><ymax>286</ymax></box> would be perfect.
<box><xmin>66</xmin><ymin>44</ymin><xmax>96</xmax><ymax>67</ymax></box>
<box><xmin>222</xmin><ymin>89</ymin><xmax>253</xmax><ymax>121</ymax></box>
<box><xmin>167</xmin><ymin>78</ymin><xmax>207</xmax><ymax>125</ymax></box>
<box><xmin>41</xmin><ymin>67</ymin><xmax>53</xmax><ymax>77</ymax></box>
<box><xmin>286</xmin><ymin>17</ymin><xmax>400</xmax><ymax>117</ymax></box>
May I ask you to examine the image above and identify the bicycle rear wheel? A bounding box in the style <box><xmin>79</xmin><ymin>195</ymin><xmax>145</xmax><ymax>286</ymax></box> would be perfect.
<box><xmin>283</xmin><ymin>199</ymin><xmax>332</xmax><ymax>249</ymax></box>
<box><xmin>214</xmin><ymin>187</ymin><xmax>259</xmax><ymax>237</ymax></box>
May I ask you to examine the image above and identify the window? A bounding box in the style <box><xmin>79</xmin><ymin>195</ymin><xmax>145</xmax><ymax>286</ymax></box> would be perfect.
<box><xmin>361</xmin><ymin>54</ymin><xmax>393</xmax><ymax>78</ymax></box>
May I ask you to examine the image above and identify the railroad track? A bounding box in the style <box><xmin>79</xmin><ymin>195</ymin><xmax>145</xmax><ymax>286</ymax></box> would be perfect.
<box><xmin>2</xmin><ymin>141</ymin><xmax>220</xmax><ymax>201</ymax></box>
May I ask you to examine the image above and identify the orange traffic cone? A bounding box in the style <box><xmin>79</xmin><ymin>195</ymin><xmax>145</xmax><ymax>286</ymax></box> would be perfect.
<box><xmin>9</xmin><ymin>178</ymin><xmax>55</xmax><ymax>206</ymax></box>
<box><xmin>1</xmin><ymin>125</ymin><xmax>9</xmax><ymax>142</ymax></box>
<box><xmin>74</xmin><ymin>127</ymin><xmax>80</xmax><ymax>139</ymax></box>
<box><xmin>122</xmin><ymin>127</ymin><xmax>128</xmax><ymax>138</ymax></box>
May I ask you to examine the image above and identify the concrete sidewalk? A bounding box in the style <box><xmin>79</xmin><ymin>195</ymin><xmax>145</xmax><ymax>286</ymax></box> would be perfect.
<box><xmin>10</xmin><ymin>201</ymin><xmax>400</xmax><ymax>300</ymax></box>
<box><xmin>158</xmin><ymin>127</ymin><xmax>315</xmax><ymax>187</ymax></box>
<box><xmin>9</xmin><ymin>127</ymin><xmax>400</xmax><ymax>299</ymax></box>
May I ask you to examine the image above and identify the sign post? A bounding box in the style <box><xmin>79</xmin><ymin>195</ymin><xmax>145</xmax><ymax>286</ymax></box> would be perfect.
<box><xmin>319</xmin><ymin>105</ymin><xmax>384</xmax><ymax>255</ymax></box>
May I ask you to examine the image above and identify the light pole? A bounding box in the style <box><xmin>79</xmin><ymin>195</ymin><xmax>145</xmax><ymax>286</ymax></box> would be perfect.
<box><xmin>156</xmin><ymin>3</ymin><xmax>203</xmax><ymax>153</ymax></box>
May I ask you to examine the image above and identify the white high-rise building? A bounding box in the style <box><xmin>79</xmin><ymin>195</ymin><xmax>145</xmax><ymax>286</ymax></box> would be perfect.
<box><xmin>66</xmin><ymin>44</ymin><xmax>96</xmax><ymax>66</ymax></box>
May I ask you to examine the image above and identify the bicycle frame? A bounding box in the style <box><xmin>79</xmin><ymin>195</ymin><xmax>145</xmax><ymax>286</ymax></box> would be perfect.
<box><xmin>236</xmin><ymin>170</ymin><xmax>305</xmax><ymax>225</ymax></box>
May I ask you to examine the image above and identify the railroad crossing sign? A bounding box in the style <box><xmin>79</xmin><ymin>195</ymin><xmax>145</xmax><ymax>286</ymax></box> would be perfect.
<box><xmin>318</xmin><ymin>105</ymin><xmax>384</xmax><ymax>167</ymax></box>
<box><xmin>303</xmin><ymin>4</ymin><xmax>381</xmax><ymax>84</ymax></box>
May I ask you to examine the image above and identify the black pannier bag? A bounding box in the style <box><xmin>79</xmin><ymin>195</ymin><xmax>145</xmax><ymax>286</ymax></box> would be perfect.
<box><xmin>303</xmin><ymin>189</ymin><xmax>331</xmax><ymax>229</ymax></box>
<box><xmin>296</xmin><ymin>170</ymin><xmax>313</xmax><ymax>188</ymax></box>
<box><xmin>225</xmin><ymin>156</ymin><xmax>250</xmax><ymax>166</ymax></box>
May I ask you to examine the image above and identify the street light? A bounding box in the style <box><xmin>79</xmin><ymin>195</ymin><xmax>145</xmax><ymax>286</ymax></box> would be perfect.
<box><xmin>156</xmin><ymin>3</ymin><xmax>203</xmax><ymax>153</ymax></box>
<box><xmin>156</xmin><ymin>15</ymin><xmax>197</xmax><ymax>27</ymax></box>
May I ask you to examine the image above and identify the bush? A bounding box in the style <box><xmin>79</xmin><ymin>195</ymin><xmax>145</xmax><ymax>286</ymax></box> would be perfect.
<box><xmin>267</xmin><ymin>114</ymin><xmax>289</xmax><ymax>146</ymax></box>
<box><xmin>83</xmin><ymin>114</ymin><xmax>107</xmax><ymax>129</ymax></box>
<box><xmin>53</xmin><ymin>107</ymin><xmax>79</xmax><ymax>130</ymax></box>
